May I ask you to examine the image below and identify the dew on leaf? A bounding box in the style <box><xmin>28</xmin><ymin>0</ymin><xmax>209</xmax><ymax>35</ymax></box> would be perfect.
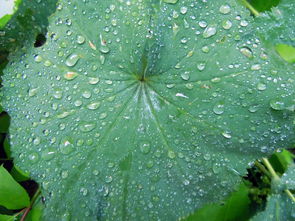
<box><xmin>219</xmin><ymin>5</ymin><xmax>231</xmax><ymax>14</ymax></box>
<box><xmin>87</xmin><ymin>102</ymin><xmax>101</xmax><ymax>110</ymax></box>
<box><xmin>213</xmin><ymin>103</ymin><xmax>225</xmax><ymax>115</ymax></box>
<box><xmin>88</xmin><ymin>77</ymin><xmax>100</xmax><ymax>85</ymax></box>
<box><xmin>197</xmin><ymin>62</ymin><xmax>206</xmax><ymax>71</ymax></box>
<box><xmin>203</xmin><ymin>25</ymin><xmax>217</xmax><ymax>38</ymax></box>
<box><xmin>64</xmin><ymin>72</ymin><xmax>78</xmax><ymax>80</ymax></box>
<box><xmin>240</xmin><ymin>47</ymin><xmax>253</xmax><ymax>58</ymax></box>
<box><xmin>28</xmin><ymin>152</ymin><xmax>39</xmax><ymax>163</ymax></box>
<box><xmin>77</xmin><ymin>35</ymin><xmax>85</xmax><ymax>44</ymax></box>
<box><xmin>82</xmin><ymin>91</ymin><xmax>92</xmax><ymax>99</ymax></box>
<box><xmin>65</xmin><ymin>53</ymin><xmax>80</xmax><ymax>67</ymax></box>
<box><xmin>257</xmin><ymin>83</ymin><xmax>266</xmax><ymax>91</ymax></box>
<box><xmin>181</xmin><ymin>71</ymin><xmax>190</xmax><ymax>80</ymax></box>
<box><xmin>222</xmin><ymin>20</ymin><xmax>232</xmax><ymax>29</ymax></box>
<box><xmin>41</xmin><ymin>148</ymin><xmax>56</xmax><ymax>161</ymax></box>
<box><xmin>140</xmin><ymin>141</ymin><xmax>151</xmax><ymax>154</ymax></box>
<box><xmin>28</xmin><ymin>88</ymin><xmax>38</xmax><ymax>97</ymax></box>
<box><xmin>163</xmin><ymin>0</ymin><xmax>178</xmax><ymax>4</ymax></box>
<box><xmin>270</xmin><ymin>99</ymin><xmax>285</xmax><ymax>111</ymax></box>
<box><xmin>79</xmin><ymin>122</ymin><xmax>96</xmax><ymax>132</ymax></box>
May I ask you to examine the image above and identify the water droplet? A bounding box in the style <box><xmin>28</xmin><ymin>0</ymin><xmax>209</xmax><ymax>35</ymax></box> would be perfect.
<box><xmin>219</xmin><ymin>5</ymin><xmax>231</xmax><ymax>14</ymax></box>
<box><xmin>248</xmin><ymin>105</ymin><xmax>259</xmax><ymax>113</ymax></box>
<box><xmin>28</xmin><ymin>152</ymin><xmax>39</xmax><ymax>163</ymax></box>
<box><xmin>213</xmin><ymin>103</ymin><xmax>224</xmax><ymax>115</ymax></box>
<box><xmin>222</xmin><ymin>20</ymin><xmax>232</xmax><ymax>29</ymax></box>
<box><xmin>99</xmin><ymin>45</ymin><xmax>110</xmax><ymax>54</ymax></box>
<box><xmin>257</xmin><ymin>83</ymin><xmax>266</xmax><ymax>91</ymax></box>
<box><xmin>203</xmin><ymin>25</ymin><xmax>217</xmax><ymax>38</ymax></box>
<box><xmin>53</xmin><ymin>89</ymin><xmax>63</xmax><ymax>99</ymax></box>
<box><xmin>222</xmin><ymin>131</ymin><xmax>232</xmax><ymax>139</ymax></box>
<box><xmin>181</xmin><ymin>71</ymin><xmax>190</xmax><ymax>80</ymax></box>
<box><xmin>168</xmin><ymin>150</ymin><xmax>176</xmax><ymax>159</ymax></box>
<box><xmin>88</xmin><ymin>77</ymin><xmax>100</xmax><ymax>85</ymax></box>
<box><xmin>197</xmin><ymin>62</ymin><xmax>206</xmax><ymax>71</ymax></box>
<box><xmin>41</xmin><ymin>148</ymin><xmax>56</xmax><ymax>161</ymax></box>
<box><xmin>34</xmin><ymin>55</ymin><xmax>42</xmax><ymax>63</ymax></box>
<box><xmin>251</xmin><ymin>64</ymin><xmax>261</xmax><ymax>71</ymax></box>
<box><xmin>240</xmin><ymin>47</ymin><xmax>253</xmax><ymax>58</ymax></box>
<box><xmin>64</xmin><ymin>72</ymin><xmax>78</xmax><ymax>80</ymax></box>
<box><xmin>180</xmin><ymin>6</ymin><xmax>188</xmax><ymax>14</ymax></box>
<box><xmin>60</xmin><ymin>138</ymin><xmax>74</xmax><ymax>154</ymax></box>
<box><xmin>99</xmin><ymin>112</ymin><xmax>107</xmax><ymax>119</ymax></box>
<box><xmin>87</xmin><ymin>102</ymin><xmax>100</xmax><ymax>110</ymax></box>
<box><xmin>61</xmin><ymin>170</ymin><xmax>69</xmax><ymax>179</ymax></box>
<box><xmin>166</xmin><ymin>84</ymin><xmax>175</xmax><ymax>89</ymax></box>
<box><xmin>33</xmin><ymin>137</ymin><xmax>41</xmax><ymax>145</ymax></box>
<box><xmin>79</xmin><ymin>122</ymin><xmax>96</xmax><ymax>132</ymax></box>
<box><xmin>92</xmin><ymin>170</ymin><xmax>99</xmax><ymax>176</ymax></box>
<box><xmin>29</xmin><ymin>88</ymin><xmax>38</xmax><ymax>97</ymax></box>
<box><xmin>82</xmin><ymin>90</ymin><xmax>92</xmax><ymax>99</ymax></box>
<box><xmin>77</xmin><ymin>35</ymin><xmax>85</xmax><ymax>44</ymax></box>
<box><xmin>105</xmin><ymin>176</ymin><xmax>113</xmax><ymax>183</ymax></box>
<box><xmin>183</xmin><ymin>179</ymin><xmax>190</xmax><ymax>185</ymax></box>
<box><xmin>140</xmin><ymin>141</ymin><xmax>151</xmax><ymax>154</ymax></box>
<box><xmin>270</xmin><ymin>100</ymin><xmax>285</xmax><ymax>111</ymax></box>
<box><xmin>80</xmin><ymin>187</ymin><xmax>88</xmax><ymax>196</ymax></box>
<box><xmin>65</xmin><ymin>53</ymin><xmax>80</xmax><ymax>67</ymax></box>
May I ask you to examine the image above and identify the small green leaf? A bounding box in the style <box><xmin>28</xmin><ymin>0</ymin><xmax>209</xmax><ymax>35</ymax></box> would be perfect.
<box><xmin>0</xmin><ymin>166</ymin><xmax>30</xmax><ymax>210</ymax></box>
<box><xmin>275</xmin><ymin>44</ymin><xmax>295</xmax><ymax>63</ymax></box>
<box><xmin>0</xmin><ymin>214</ymin><xmax>15</xmax><ymax>221</ymax></box>
<box><xmin>183</xmin><ymin>183</ymin><xmax>252</xmax><ymax>221</ymax></box>
<box><xmin>10</xmin><ymin>165</ymin><xmax>30</xmax><ymax>182</ymax></box>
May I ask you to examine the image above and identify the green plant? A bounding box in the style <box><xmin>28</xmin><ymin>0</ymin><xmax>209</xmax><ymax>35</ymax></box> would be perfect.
<box><xmin>0</xmin><ymin>0</ymin><xmax>294</xmax><ymax>220</ymax></box>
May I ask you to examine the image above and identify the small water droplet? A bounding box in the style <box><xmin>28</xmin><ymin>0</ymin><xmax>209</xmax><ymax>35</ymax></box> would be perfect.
<box><xmin>222</xmin><ymin>131</ymin><xmax>232</xmax><ymax>139</ymax></box>
<box><xmin>105</xmin><ymin>176</ymin><xmax>113</xmax><ymax>183</ymax></box>
<box><xmin>163</xmin><ymin>0</ymin><xmax>178</xmax><ymax>4</ymax></box>
<box><xmin>197</xmin><ymin>62</ymin><xmax>206</xmax><ymax>71</ymax></box>
<box><xmin>99</xmin><ymin>45</ymin><xmax>110</xmax><ymax>54</ymax></box>
<box><xmin>28</xmin><ymin>152</ymin><xmax>39</xmax><ymax>163</ymax></box>
<box><xmin>222</xmin><ymin>20</ymin><xmax>232</xmax><ymax>29</ymax></box>
<box><xmin>82</xmin><ymin>90</ymin><xmax>92</xmax><ymax>99</ymax></box>
<box><xmin>180</xmin><ymin>6</ymin><xmax>188</xmax><ymax>15</ymax></box>
<box><xmin>140</xmin><ymin>141</ymin><xmax>151</xmax><ymax>154</ymax></box>
<box><xmin>60</xmin><ymin>138</ymin><xmax>74</xmax><ymax>154</ymax></box>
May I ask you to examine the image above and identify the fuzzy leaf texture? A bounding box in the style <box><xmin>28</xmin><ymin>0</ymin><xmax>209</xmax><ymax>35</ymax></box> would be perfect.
<box><xmin>2</xmin><ymin>0</ymin><xmax>295</xmax><ymax>220</ymax></box>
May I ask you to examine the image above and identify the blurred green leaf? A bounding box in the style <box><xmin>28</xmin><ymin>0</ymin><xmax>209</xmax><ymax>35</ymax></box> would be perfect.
<box><xmin>248</xmin><ymin>0</ymin><xmax>280</xmax><ymax>12</ymax></box>
<box><xmin>269</xmin><ymin>149</ymin><xmax>294</xmax><ymax>174</ymax></box>
<box><xmin>0</xmin><ymin>113</ymin><xmax>9</xmax><ymax>133</ymax></box>
<box><xmin>0</xmin><ymin>214</ymin><xmax>15</xmax><ymax>221</ymax></box>
<box><xmin>183</xmin><ymin>183</ymin><xmax>252</xmax><ymax>221</ymax></box>
<box><xmin>281</xmin><ymin>164</ymin><xmax>295</xmax><ymax>190</ymax></box>
<box><xmin>10</xmin><ymin>166</ymin><xmax>30</xmax><ymax>182</ymax></box>
<box><xmin>0</xmin><ymin>166</ymin><xmax>30</xmax><ymax>210</ymax></box>
<box><xmin>275</xmin><ymin>44</ymin><xmax>295</xmax><ymax>63</ymax></box>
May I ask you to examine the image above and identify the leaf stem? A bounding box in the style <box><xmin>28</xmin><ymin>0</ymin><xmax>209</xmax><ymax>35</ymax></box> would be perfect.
<box><xmin>262</xmin><ymin>158</ymin><xmax>280</xmax><ymax>181</ymax></box>
<box><xmin>241</xmin><ymin>0</ymin><xmax>260</xmax><ymax>16</ymax></box>
<box><xmin>285</xmin><ymin>189</ymin><xmax>295</xmax><ymax>203</ymax></box>
<box><xmin>255</xmin><ymin>161</ymin><xmax>272</xmax><ymax>178</ymax></box>
<box><xmin>20</xmin><ymin>187</ymin><xmax>41</xmax><ymax>221</ymax></box>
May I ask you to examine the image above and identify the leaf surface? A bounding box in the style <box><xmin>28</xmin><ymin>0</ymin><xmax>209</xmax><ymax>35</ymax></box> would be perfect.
<box><xmin>2</xmin><ymin>0</ymin><xmax>295</xmax><ymax>220</ymax></box>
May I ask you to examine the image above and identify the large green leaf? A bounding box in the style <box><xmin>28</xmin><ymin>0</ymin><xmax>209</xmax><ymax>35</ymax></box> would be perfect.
<box><xmin>2</xmin><ymin>0</ymin><xmax>295</xmax><ymax>220</ymax></box>
<box><xmin>0</xmin><ymin>166</ymin><xmax>30</xmax><ymax>210</ymax></box>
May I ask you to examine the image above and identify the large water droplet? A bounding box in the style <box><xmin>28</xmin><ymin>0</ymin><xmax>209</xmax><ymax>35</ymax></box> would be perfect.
<box><xmin>60</xmin><ymin>138</ymin><xmax>74</xmax><ymax>155</ymax></box>
<box><xmin>203</xmin><ymin>25</ymin><xmax>217</xmax><ymax>38</ymax></box>
<box><xmin>213</xmin><ymin>103</ymin><xmax>224</xmax><ymax>115</ymax></box>
<box><xmin>64</xmin><ymin>72</ymin><xmax>78</xmax><ymax>80</ymax></box>
<box><xmin>219</xmin><ymin>5</ymin><xmax>231</xmax><ymax>14</ymax></box>
<box><xmin>87</xmin><ymin>102</ymin><xmax>101</xmax><ymax>110</ymax></box>
<box><xmin>270</xmin><ymin>100</ymin><xmax>285</xmax><ymax>110</ymax></box>
<box><xmin>65</xmin><ymin>53</ymin><xmax>80</xmax><ymax>67</ymax></box>
<box><xmin>240</xmin><ymin>47</ymin><xmax>253</xmax><ymax>58</ymax></box>
<box><xmin>79</xmin><ymin>122</ymin><xmax>96</xmax><ymax>132</ymax></box>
